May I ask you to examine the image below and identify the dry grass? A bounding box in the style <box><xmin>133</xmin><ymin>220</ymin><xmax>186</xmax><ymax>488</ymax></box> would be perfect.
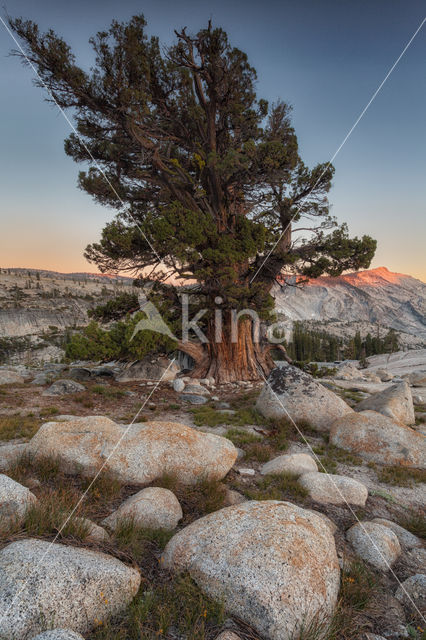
<box><xmin>1</xmin><ymin>386</ymin><xmax>412</xmax><ymax>640</ymax></box>
<box><xmin>39</xmin><ymin>406</ymin><xmax>60</xmax><ymax>418</ymax></box>
<box><xmin>0</xmin><ymin>461</ymin><xmax>225</xmax><ymax>638</ymax></box>
<box><xmin>0</xmin><ymin>414</ymin><xmax>41</xmax><ymax>441</ymax></box>
<box><xmin>81</xmin><ymin>473</ymin><xmax>125</xmax><ymax>517</ymax></box>
<box><xmin>191</xmin><ymin>405</ymin><xmax>265</xmax><ymax>427</ymax></box>
<box><xmin>91</xmin><ymin>384</ymin><xmax>127</xmax><ymax>399</ymax></box>
<box><xmin>87</xmin><ymin>572</ymin><xmax>225</xmax><ymax>640</ymax></box>
<box><xmin>399</xmin><ymin>509</ymin><xmax>426</xmax><ymax>539</ymax></box>
<box><xmin>225</xmin><ymin>416</ymin><xmax>319</xmax><ymax>465</ymax></box>
<box><xmin>7</xmin><ymin>452</ymin><xmax>62</xmax><ymax>485</ymax></box>
<box><xmin>339</xmin><ymin>559</ymin><xmax>379</xmax><ymax>611</ymax></box>
<box><xmin>0</xmin><ymin>483</ymin><xmax>90</xmax><ymax>542</ymax></box>
<box><xmin>377</xmin><ymin>465</ymin><xmax>426</xmax><ymax>487</ymax></box>
<box><xmin>268</xmin><ymin>417</ymin><xmax>320</xmax><ymax>449</ymax></box>
<box><xmin>112</xmin><ymin>517</ymin><xmax>174</xmax><ymax>561</ymax></box>
<box><xmin>243</xmin><ymin>442</ymin><xmax>274</xmax><ymax>462</ymax></box>
<box><xmin>24</xmin><ymin>487</ymin><xmax>89</xmax><ymax>538</ymax></box>
<box><xmin>225</xmin><ymin>428</ymin><xmax>263</xmax><ymax>446</ymax></box>
<box><xmin>154</xmin><ymin>475</ymin><xmax>228</xmax><ymax>525</ymax></box>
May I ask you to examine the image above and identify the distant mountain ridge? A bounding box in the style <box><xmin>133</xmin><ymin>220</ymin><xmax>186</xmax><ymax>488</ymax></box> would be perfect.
<box><xmin>1</xmin><ymin>267</ymin><xmax>133</xmax><ymax>284</ymax></box>
<box><xmin>273</xmin><ymin>267</ymin><xmax>426</xmax><ymax>346</ymax></box>
<box><xmin>1</xmin><ymin>266</ymin><xmax>425</xmax><ymax>347</ymax></box>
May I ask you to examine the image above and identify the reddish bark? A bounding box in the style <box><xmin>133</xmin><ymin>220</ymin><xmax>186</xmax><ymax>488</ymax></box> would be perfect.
<box><xmin>178</xmin><ymin>316</ymin><xmax>275</xmax><ymax>383</ymax></box>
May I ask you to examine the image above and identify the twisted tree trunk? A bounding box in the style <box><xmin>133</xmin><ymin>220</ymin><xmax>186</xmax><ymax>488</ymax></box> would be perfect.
<box><xmin>178</xmin><ymin>314</ymin><xmax>275</xmax><ymax>383</ymax></box>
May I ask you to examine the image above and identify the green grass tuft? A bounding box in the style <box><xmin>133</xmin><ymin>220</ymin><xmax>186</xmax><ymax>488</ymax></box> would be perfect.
<box><xmin>39</xmin><ymin>406</ymin><xmax>60</xmax><ymax>418</ymax></box>
<box><xmin>88</xmin><ymin>573</ymin><xmax>225</xmax><ymax>640</ymax></box>
<box><xmin>225</xmin><ymin>428</ymin><xmax>262</xmax><ymax>446</ymax></box>
<box><xmin>112</xmin><ymin>517</ymin><xmax>174</xmax><ymax>560</ymax></box>
<box><xmin>245</xmin><ymin>472</ymin><xmax>308</xmax><ymax>502</ymax></box>
<box><xmin>91</xmin><ymin>384</ymin><xmax>126</xmax><ymax>399</ymax></box>
<box><xmin>313</xmin><ymin>443</ymin><xmax>364</xmax><ymax>474</ymax></box>
<box><xmin>191</xmin><ymin>405</ymin><xmax>264</xmax><ymax>427</ymax></box>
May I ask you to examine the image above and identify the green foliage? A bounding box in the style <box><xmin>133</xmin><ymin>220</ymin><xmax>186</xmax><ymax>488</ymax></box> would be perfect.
<box><xmin>245</xmin><ymin>472</ymin><xmax>308</xmax><ymax>502</ymax></box>
<box><xmin>112</xmin><ymin>518</ymin><xmax>174</xmax><ymax>560</ymax></box>
<box><xmin>88</xmin><ymin>573</ymin><xmax>225</xmax><ymax>640</ymax></box>
<box><xmin>91</xmin><ymin>384</ymin><xmax>126</xmax><ymax>398</ymax></box>
<box><xmin>399</xmin><ymin>510</ymin><xmax>426</xmax><ymax>540</ymax></box>
<box><xmin>287</xmin><ymin>322</ymin><xmax>343</xmax><ymax>362</ymax></box>
<box><xmin>191</xmin><ymin>406</ymin><xmax>264</xmax><ymax>427</ymax></box>
<box><xmin>64</xmin><ymin>314</ymin><xmax>176</xmax><ymax>362</ymax></box>
<box><xmin>346</xmin><ymin>328</ymin><xmax>399</xmax><ymax>359</ymax></box>
<box><xmin>88</xmin><ymin>292</ymin><xmax>139</xmax><ymax>322</ymax></box>
<box><xmin>313</xmin><ymin>443</ymin><xmax>364</xmax><ymax>474</ymax></box>
<box><xmin>340</xmin><ymin>559</ymin><xmax>378</xmax><ymax>611</ymax></box>
<box><xmin>225</xmin><ymin>428</ymin><xmax>263</xmax><ymax>446</ymax></box>
<box><xmin>286</xmin><ymin>322</ymin><xmax>400</xmax><ymax>364</ymax></box>
<box><xmin>10</xmin><ymin>14</ymin><xmax>376</xmax><ymax>332</ymax></box>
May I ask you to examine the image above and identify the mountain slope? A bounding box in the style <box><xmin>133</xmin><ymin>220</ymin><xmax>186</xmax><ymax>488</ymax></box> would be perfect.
<box><xmin>273</xmin><ymin>267</ymin><xmax>426</xmax><ymax>345</ymax></box>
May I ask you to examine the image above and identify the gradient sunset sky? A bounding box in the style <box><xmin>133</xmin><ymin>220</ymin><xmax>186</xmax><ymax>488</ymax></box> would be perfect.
<box><xmin>0</xmin><ymin>0</ymin><xmax>425</xmax><ymax>280</ymax></box>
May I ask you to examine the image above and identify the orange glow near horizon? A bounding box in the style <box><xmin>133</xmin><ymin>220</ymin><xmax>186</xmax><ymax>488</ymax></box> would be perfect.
<box><xmin>1</xmin><ymin>216</ymin><xmax>425</xmax><ymax>283</ymax></box>
<box><xmin>1</xmin><ymin>253</ymin><xmax>425</xmax><ymax>284</ymax></box>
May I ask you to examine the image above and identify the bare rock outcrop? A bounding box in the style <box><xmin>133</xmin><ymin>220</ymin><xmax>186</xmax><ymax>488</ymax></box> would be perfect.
<box><xmin>256</xmin><ymin>364</ymin><xmax>353</xmax><ymax>432</ymax></box>
<box><xmin>355</xmin><ymin>382</ymin><xmax>415</xmax><ymax>425</ymax></box>
<box><xmin>0</xmin><ymin>538</ymin><xmax>141</xmax><ymax>639</ymax></box>
<box><xmin>0</xmin><ymin>370</ymin><xmax>24</xmax><ymax>385</ymax></box>
<box><xmin>26</xmin><ymin>416</ymin><xmax>238</xmax><ymax>485</ymax></box>
<box><xmin>330</xmin><ymin>410</ymin><xmax>425</xmax><ymax>468</ymax></box>
<box><xmin>346</xmin><ymin>522</ymin><xmax>401</xmax><ymax>571</ymax></box>
<box><xmin>162</xmin><ymin>500</ymin><xmax>340</xmax><ymax>640</ymax></box>
<box><xmin>103</xmin><ymin>487</ymin><xmax>182</xmax><ymax>531</ymax></box>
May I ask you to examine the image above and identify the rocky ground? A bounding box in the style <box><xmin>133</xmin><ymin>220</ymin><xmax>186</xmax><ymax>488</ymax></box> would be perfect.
<box><xmin>0</xmin><ymin>269</ymin><xmax>133</xmax><ymax>364</ymax></box>
<box><xmin>0</xmin><ymin>354</ymin><xmax>424</xmax><ymax>640</ymax></box>
<box><xmin>273</xmin><ymin>267</ymin><xmax>426</xmax><ymax>349</ymax></box>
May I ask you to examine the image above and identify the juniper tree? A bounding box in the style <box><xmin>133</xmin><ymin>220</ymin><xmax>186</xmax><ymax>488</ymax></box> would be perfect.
<box><xmin>10</xmin><ymin>15</ymin><xmax>376</xmax><ymax>381</ymax></box>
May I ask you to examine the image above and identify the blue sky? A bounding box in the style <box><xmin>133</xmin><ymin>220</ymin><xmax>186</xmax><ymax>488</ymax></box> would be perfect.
<box><xmin>0</xmin><ymin>0</ymin><xmax>425</xmax><ymax>279</ymax></box>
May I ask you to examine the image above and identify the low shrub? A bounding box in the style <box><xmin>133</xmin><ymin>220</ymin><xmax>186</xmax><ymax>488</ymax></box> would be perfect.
<box><xmin>377</xmin><ymin>466</ymin><xmax>426</xmax><ymax>487</ymax></box>
<box><xmin>64</xmin><ymin>312</ymin><xmax>176</xmax><ymax>363</ymax></box>
<box><xmin>244</xmin><ymin>472</ymin><xmax>308</xmax><ymax>502</ymax></box>
<box><xmin>191</xmin><ymin>406</ymin><xmax>264</xmax><ymax>427</ymax></box>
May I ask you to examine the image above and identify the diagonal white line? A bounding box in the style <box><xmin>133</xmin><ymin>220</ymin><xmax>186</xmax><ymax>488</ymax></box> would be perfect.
<box><xmin>258</xmin><ymin>367</ymin><xmax>425</xmax><ymax>622</ymax></box>
<box><xmin>0</xmin><ymin>358</ymin><xmax>177</xmax><ymax>624</ymax></box>
<box><xmin>0</xmin><ymin>15</ymin><xmax>163</xmax><ymax>266</ymax></box>
<box><xmin>250</xmin><ymin>15</ymin><xmax>426</xmax><ymax>284</ymax></box>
